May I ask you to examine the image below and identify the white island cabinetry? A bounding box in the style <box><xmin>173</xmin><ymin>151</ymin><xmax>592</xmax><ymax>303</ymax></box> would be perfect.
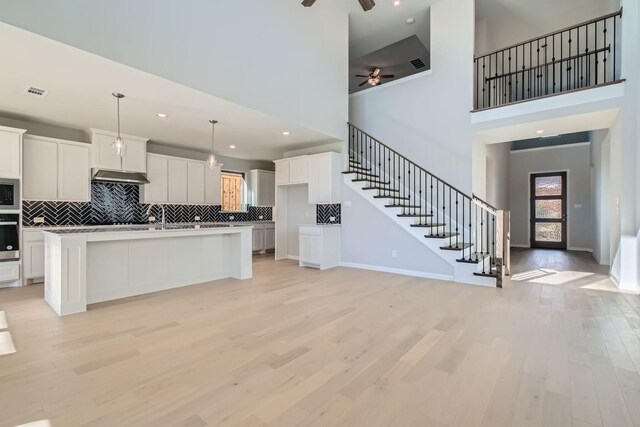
<box><xmin>44</xmin><ymin>225</ymin><xmax>253</xmax><ymax>316</ymax></box>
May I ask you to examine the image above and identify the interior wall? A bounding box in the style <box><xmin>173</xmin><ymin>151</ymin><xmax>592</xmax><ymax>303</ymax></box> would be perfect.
<box><xmin>285</xmin><ymin>185</ymin><xmax>315</xmax><ymax>258</ymax></box>
<box><xmin>509</xmin><ymin>143</ymin><xmax>593</xmax><ymax>250</ymax></box>
<box><xmin>0</xmin><ymin>0</ymin><xmax>349</xmax><ymax>141</ymax></box>
<box><xmin>349</xmin><ymin>0</ymin><xmax>475</xmax><ymax>194</ymax></box>
<box><xmin>340</xmin><ymin>185</ymin><xmax>453</xmax><ymax>278</ymax></box>
<box><xmin>485</xmin><ymin>142</ymin><xmax>511</xmax><ymax>210</ymax></box>
<box><xmin>590</xmin><ymin>129</ymin><xmax>611</xmax><ymax>265</ymax></box>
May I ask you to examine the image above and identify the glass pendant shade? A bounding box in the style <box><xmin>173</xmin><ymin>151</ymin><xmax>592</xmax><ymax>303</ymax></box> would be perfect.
<box><xmin>113</xmin><ymin>136</ymin><xmax>126</xmax><ymax>157</ymax></box>
<box><xmin>207</xmin><ymin>153</ymin><xmax>217</xmax><ymax>170</ymax></box>
<box><xmin>112</xmin><ymin>92</ymin><xmax>126</xmax><ymax>158</ymax></box>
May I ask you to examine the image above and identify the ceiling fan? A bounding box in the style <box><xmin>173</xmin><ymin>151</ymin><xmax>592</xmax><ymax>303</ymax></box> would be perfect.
<box><xmin>356</xmin><ymin>68</ymin><xmax>394</xmax><ymax>87</ymax></box>
<box><xmin>302</xmin><ymin>0</ymin><xmax>376</xmax><ymax>11</ymax></box>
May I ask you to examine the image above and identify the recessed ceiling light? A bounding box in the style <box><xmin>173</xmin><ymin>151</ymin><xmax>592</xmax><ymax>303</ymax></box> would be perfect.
<box><xmin>393</xmin><ymin>0</ymin><xmax>401</xmax><ymax>6</ymax></box>
<box><xmin>406</xmin><ymin>17</ymin><xmax>415</xmax><ymax>24</ymax></box>
<box><xmin>282</xmin><ymin>131</ymin><xmax>291</xmax><ymax>136</ymax></box>
<box><xmin>156</xmin><ymin>113</ymin><xmax>168</xmax><ymax>118</ymax></box>
<box><xmin>536</xmin><ymin>130</ymin><xmax>545</xmax><ymax>134</ymax></box>
<box><xmin>229</xmin><ymin>145</ymin><xmax>236</xmax><ymax>149</ymax></box>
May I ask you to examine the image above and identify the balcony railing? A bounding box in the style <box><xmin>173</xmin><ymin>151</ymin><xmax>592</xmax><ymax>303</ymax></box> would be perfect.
<box><xmin>474</xmin><ymin>8</ymin><xmax>623</xmax><ymax>110</ymax></box>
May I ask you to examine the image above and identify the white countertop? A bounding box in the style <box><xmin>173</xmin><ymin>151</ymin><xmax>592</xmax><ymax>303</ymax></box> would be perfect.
<box><xmin>299</xmin><ymin>223</ymin><xmax>342</xmax><ymax>227</ymax></box>
<box><xmin>43</xmin><ymin>223</ymin><xmax>254</xmax><ymax>242</ymax></box>
<box><xmin>25</xmin><ymin>221</ymin><xmax>274</xmax><ymax>231</ymax></box>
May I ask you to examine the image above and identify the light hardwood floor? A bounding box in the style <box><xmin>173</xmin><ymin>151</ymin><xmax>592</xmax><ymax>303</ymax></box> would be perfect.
<box><xmin>1</xmin><ymin>252</ymin><xmax>639</xmax><ymax>427</ymax></box>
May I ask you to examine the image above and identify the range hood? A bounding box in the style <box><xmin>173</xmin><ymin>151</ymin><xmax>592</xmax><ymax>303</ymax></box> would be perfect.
<box><xmin>91</xmin><ymin>169</ymin><xmax>150</xmax><ymax>185</ymax></box>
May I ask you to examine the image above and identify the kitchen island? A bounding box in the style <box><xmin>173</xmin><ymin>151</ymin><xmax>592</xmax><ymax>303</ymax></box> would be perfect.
<box><xmin>43</xmin><ymin>224</ymin><xmax>253</xmax><ymax>316</ymax></box>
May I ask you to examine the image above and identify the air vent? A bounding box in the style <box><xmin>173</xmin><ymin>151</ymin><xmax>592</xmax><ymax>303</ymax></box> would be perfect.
<box><xmin>24</xmin><ymin>86</ymin><xmax>48</xmax><ymax>97</ymax></box>
<box><xmin>410</xmin><ymin>58</ymin><xmax>426</xmax><ymax>69</ymax></box>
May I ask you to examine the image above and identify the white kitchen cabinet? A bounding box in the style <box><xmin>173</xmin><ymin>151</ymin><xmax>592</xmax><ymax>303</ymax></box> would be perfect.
<box><xmin>249</xmin><ymin>169</ymin><xmax>275</xmax><ymax>206</ymax></box>
<box><xmin>275</xmin><ymin>159</ymin><xmax>290</xmax><ymax>185</ymax></box>
<box><xmin>252</xmin><ymin>227</ymin><xmax>265</xmax><ymax>252</ymax></box>
<box><xmin>187</xmin><ymin>161</ymin><xmax>205</xmax><ymax>204</ymax></box>
<box><xmin>58</xmin><ymin>142</ymin><xmax>90</xmax><ymax>201</ymax></box>
<box><xmin>265</xmin><ymin>225</ymin><xmax>275</xmax><ymax>250</ymax></box>
<box><xmin>0</xmin><ymin>126</ymin><xmax>25</xmax><ymax>179</ymax></box>
<box><xmin>168</xmin><ymin>158</ymin><xmax>188</xmax><ymax>203</ymax></box>
<box><xmin>0</xmin><ymin>262</ymin><xmax>20</xmax><ymax>284</ymax></box>
<box><xmin>205</xmin><ymin>165</ymin><xmax>221</xmax><ymax>205</ymax></box>
<box><xmin>22</xmin><ymin>230</ymin><xmax>45</xmax><ymax>282</ymax></box>
<box><xmin>298</xmin><ymin>225</ymin><xmax>340</xmax><ymax>269</ymax></box>
<box><xmin>142</xmin><ymin>154</ymin><xmax>169</xmax><ymax>203</ymax></box>
<box><xmin>23</xmin><ymin>135</ymin><xmax>90</xmax><ymax>201</ymax></box>
<box><xmin>274</xmin><ymin>156</ymin><xmax>308</xmax><ymax>186</ymax></box>
<box><xmin>23</xmin><ymin>136</ymin><xmax>58</xmax><ymax>200</ymax></box>
<box><xmin>308</xmin><ymin>152</ymin><xmax>341</xmax><ymax>204</ymax></box>
<box><xmin>90</xmin><ymin>129</ymin><xmax>148</xmax><ymax>173</ymax></box>
<box><xmin>289</xmin><ymin>157</ymin><xmax>308</xmax><ymax>184</ymax></box>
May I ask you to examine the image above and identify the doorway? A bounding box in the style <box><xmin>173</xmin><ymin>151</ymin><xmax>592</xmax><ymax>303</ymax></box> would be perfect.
<box><xmin>530</xmin><ymin>171</ymin><xmax>567</xmax><ymax>249</ymax></box>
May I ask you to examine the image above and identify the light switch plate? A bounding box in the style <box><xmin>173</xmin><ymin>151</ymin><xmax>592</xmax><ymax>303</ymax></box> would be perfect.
<box><xmin>195</xmin><ymin>216</ymin><xmax>201</xmax><ymax>221</ymax></box>
<box><xmin>345</xmin><ymin>201</ymin><xmax>352</xmax><ymax>207</ymax></box>
<box><xmin>259</xmin><ymin>215</ymin><xmax>264</xmax><ymax>220</ymax></box>
<box><xmin>229</xmin><ymin>215</ymin><xmax>235</xmax><ymax>220</ymax></box>
<box><xmin>34</xmin><ymin>217</ymin><xmax>45</xmax><ymax>224</ymax></box>
<box><xmin>330</xmin><ymin>216</ymin><xmax>336</xmax><ymax>222</ymax></box>
<box><xmin>148</xmin><ymin>216</ymin><xmax>156</xmax><ymax>222</ymax></box>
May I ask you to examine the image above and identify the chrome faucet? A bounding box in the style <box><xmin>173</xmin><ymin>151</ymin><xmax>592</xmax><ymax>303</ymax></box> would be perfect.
<box><xmin>146</xmin><ymin>204</ymin><xmax>166</xmax><ymax>229</ymax></box>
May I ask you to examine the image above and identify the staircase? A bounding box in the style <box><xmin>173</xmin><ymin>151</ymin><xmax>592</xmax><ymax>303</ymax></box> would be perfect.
<box><xmin>345</xmin><ymin>123</ymin><xmax>504</xmax><ymax>287</ymax></box>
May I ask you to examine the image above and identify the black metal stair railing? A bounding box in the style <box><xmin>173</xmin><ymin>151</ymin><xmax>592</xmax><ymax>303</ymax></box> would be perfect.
<box><xmin>347</xmin><ymin>123</ymin><xmax>498</xmax><ymax>275</ymax></box>
<box><xmin>474</xmin><ymin>8</ymin><xmax>623</xmax><ymax>110</ymax></box>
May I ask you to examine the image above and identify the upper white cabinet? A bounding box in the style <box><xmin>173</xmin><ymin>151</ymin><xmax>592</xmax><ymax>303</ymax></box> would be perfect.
<box><xmin>308</xmin><ymin>152</ymin><xmax>341</xmax><ymax>204</ymax></box>
<box><xmin>187</xmin><ymin>161</ymin><xmax>205</xmax><ymax>204</ymax></box>
<box><xmin>274</xmin><ymin>156</ymin><xmax>308</xmax><ymax>186</ymax></box>
<box><xmin>142</xmin><ymin>154</ymin><xmax>169</xmax><ymax>203</ymax></box>
<box><xmin>58</xmin><ymin>142</ymin><xmax>91</xmax><ymax>201</ymax></box>
<box><xmin>249</xmin><ymin>169</ymin><xmax>275</xmax><ymax>206</ymax></box>
<box><xmin>89</xmin><ymin>129</ymin><xmax>148</xmax><ymax>173</ymax></box>
<box><xmin>205</xmin><ymin>165</ymin><xmax>221</xmax><ymax>205</ymax></box>
<box><xmin>23</xmin><ymin>135</ymin><xmax>90</xmax><ymax>202</ymax></box>
<box><xmin>142</xmin><ymin>153</ymin><xmax>218</xmax><ymax>205</ymax></box>
<box><xmin>168</xmin><ymin>158</ymin><xmax>188</xmax><ymax>204</ymax></box>
<box><xmin>0</xmin><ymin>126</ymin><xmax>25</xmax><ymax>179</ymax></box>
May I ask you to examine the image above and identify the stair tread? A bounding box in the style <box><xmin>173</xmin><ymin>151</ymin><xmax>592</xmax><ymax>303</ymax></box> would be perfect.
<box><xmin>456</xmin><ymin>254</ymin><xmax>490</xmax><ymax>264</ymax></box>
<box><xmin>424</xmin><ymin>232</ymin><xmax>459</xmax><ymax>238</ymax></box>
<box><xmin>352</xmin><ymin>179</ymin><xmax>390</xmax><ymax>184</ymax></box>
<box><xmin>385</xmin><ymin>204</ymin><xmax>421</xmax><ymax>208</ymax></box>
<box><xmin>473</xmin><ymin>271</ymin><xmax>499</xmax><ymax>278</ymax></box>
<box><xmin>363</xmin><ymin>187</ymin><xmax>400</xmax><ymax>192</ymax></box>
<box><xmin>440</xmin><ymin>243</ymin><xmax>474</xmax><ymax>251</ymax></box>
<box><xmin>410</xmin><ymin>223</ymin><xmax>446</xmax><ymax>228</ymax></box>
<box><xmin>397</xmin><ymin>213</ymin><xmax>434</xmax><ymax>218</ymax></box>
<box><xmin>373</xmin><ymin>195</ymin><xmax>410</xmax><ymax>200</ymax></box>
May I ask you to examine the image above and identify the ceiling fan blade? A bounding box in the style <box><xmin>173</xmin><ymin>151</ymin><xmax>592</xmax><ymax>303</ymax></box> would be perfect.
<box><xmin>355</xmin><ymin>74</ymin><xmax>369</xmax><ymax>77</ymax></box>
<box><xmin>381</xmin><ymin>75</ymin><xmax>395</xmax><ymax>78</ymax></box>
<box><xmin>358</xmin><ymin>80</ymin><xmax>368</xmax><ymax>87</ymax></box>
<box><xmin>372</xmin><ymin>68</ymin><xmax>381</xmax><ymax>77</ymax></box>
<box><xmin>301</xmin><ymin>0</ymin><xmax>317</xmax><ymax>6</ymax></box>
<box><xmin>358</xmin><ymin>0</ymin><xmax>376</xmax><ymax>11</ymax></box>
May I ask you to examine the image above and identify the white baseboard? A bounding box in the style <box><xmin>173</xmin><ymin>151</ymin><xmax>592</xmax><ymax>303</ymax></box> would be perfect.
<box><xmin>287</xmin><ymin>255</ymin><xmax>299</xmax><ymax>261</ymax></box>
<box><xmin>568</xmin><ymin>247</ymin><xmax>593</xmax><ymax>252</ymax></box>
<box><xmin>510</xmin><ymin>244</ymin><xmax>530</xmax><ymax>248</ymax></box>
<box><xmin>339</xmin><ymin>261</ymin><xmax>453</xmax><ymax>282</ymax></box>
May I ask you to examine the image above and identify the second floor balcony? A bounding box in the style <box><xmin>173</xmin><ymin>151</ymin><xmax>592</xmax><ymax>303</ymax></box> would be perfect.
<box><xmin>473</xmin><ymin>8</ymin><xmax>624</xmax><ymax>111</ymax></box>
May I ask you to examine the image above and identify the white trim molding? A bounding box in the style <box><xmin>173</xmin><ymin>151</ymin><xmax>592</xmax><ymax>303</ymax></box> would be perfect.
<box><xmin>339</xmin><ymin>261</ymin><xmax>454</xmax><ymax>282</ymax></box>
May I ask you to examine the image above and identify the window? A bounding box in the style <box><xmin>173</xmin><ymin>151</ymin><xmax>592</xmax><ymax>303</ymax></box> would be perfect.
<box><xmin>221</xmin><ymin>171</ymin><xmax>245</xmax><ymax>211</ymax></box>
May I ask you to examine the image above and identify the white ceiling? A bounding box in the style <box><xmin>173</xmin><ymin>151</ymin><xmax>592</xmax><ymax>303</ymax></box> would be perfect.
<box><xmin>0</xmin><ymin>23</ymin><xmax>336</xmax><ymax>161</ymax></box>
<box><xmin>348</xmin><ymin>0</ymin><xmax>434</xmax><ymax>59</ymax></box>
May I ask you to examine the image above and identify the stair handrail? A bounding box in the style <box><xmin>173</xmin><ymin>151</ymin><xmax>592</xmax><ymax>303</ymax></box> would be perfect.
<box><xmin>348</xmin><ymin>123</ymin><xmax>475</xmax><ymax>203</ymax></box>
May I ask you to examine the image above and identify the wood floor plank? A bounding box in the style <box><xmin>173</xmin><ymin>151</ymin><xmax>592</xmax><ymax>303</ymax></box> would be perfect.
<box><xmin>0</xmin><ymin>250</ymin><xmax>636</xmax><ymax>427</ymax></box>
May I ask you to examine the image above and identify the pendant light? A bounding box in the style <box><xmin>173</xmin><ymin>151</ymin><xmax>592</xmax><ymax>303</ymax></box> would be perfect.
<box><xmin>112</xmin><ymin>92</ymin><xmax>126</xmax><ymax>157</ymax></box>
<box><xmin>207</xmin><ymin>119</ymin><xmax>220</xmax><ymax>169</ymax></box>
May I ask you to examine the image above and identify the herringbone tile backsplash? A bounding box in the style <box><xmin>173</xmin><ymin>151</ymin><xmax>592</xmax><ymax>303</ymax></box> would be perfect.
<box><xmin>23</xmin><ymin>183</ymin><xmax>272</xmax><ymax>227</ymax></box>
<box><xmin>316</xmin><ymin>204</ymin><xmax>341</xmax><ymax>224</ymax></box>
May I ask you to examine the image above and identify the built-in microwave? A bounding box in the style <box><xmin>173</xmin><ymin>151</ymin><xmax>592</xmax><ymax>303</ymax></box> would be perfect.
<box><xmin>0</xmin><ymin>178</ymin><xmax>19</xmax><ymax>210</ymax></box>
